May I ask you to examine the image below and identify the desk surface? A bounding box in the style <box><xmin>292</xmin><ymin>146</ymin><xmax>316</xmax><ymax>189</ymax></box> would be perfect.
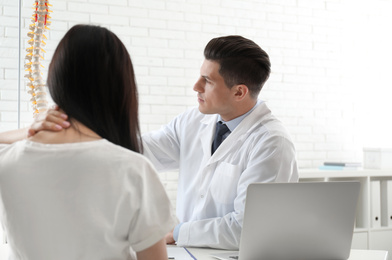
<box><xmin>0</xmin><ymin>244</ymin><xmax>388</xmax><ymax>260</ymax></box>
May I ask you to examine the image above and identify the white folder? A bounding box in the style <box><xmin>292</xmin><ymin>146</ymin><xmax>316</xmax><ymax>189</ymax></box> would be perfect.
<box><xmin>370</xmin><ymin>180</ymin><xmax>381</xmax><ymax>228</ymax></box>
<box><xmin>381</xmin><ymin>179</ymin><xmax>392</xmax><ymax>227</ymax></box>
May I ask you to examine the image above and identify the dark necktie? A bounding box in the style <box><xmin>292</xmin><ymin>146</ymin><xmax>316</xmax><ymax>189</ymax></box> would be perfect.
<box><xmin>211</xmin><ymin>121</ymin><xmax>230</xmax><ymax>155</ymax></box>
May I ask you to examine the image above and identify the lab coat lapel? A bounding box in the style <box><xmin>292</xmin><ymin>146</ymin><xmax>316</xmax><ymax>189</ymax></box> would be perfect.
<box><xmin>209</xmin><ymin>126</ymin><xmax>245</xmax><ymax>162</ymax></box>
<box><xmin>199</xmin><ymin>114</ymin><xmax>218</xmax><ymax>165</ymax></box>
<box><xmin>209</xmin><ymin>102</ymin><xmax>271</xmax><ymax>163</ymax></box>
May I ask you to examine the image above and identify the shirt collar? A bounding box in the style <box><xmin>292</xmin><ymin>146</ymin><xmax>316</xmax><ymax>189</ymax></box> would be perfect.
<box><xmin>218</xmin><ymin>100</ymin><xmax>262</xmax><ymax>132</ymax></box>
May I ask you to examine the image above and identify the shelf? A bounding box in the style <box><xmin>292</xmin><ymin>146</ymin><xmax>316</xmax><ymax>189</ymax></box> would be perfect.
<box><xmin>354</xmin><ymin>227</ymin><xmax>368</xmax><ymax>232</ymax></box>
<box><xmin>299</xmin><ymin>168</ymin><xmax>392</xmax><ymax>179</ymax></box>
<box><xmin>299</xmin><ymin>169</ymin><xmax>392</xmax><ymax>256</ymax></box>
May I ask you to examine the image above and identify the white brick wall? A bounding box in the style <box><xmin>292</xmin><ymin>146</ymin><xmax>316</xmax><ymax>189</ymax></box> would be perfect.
<box><xmin>1</xmin><ymin>0</ymin><xmax>392</xmax><ymax>203</ymax></box>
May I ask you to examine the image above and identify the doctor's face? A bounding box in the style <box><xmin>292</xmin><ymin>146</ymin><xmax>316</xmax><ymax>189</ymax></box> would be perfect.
<box><xmin>193</xmin><ymin>59</ymin><xmax>236</xmax><ymax>121</ymax></box>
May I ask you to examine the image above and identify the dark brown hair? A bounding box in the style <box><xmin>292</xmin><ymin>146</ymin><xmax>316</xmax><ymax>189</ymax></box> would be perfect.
<box><xmin>47</xmin><ymin>24</ymin><xmax>142</xmax><ymax>153</ymax></box>
<box><xmin>204</xmin><ymin>35</ymin><xmax>271</xmax><ymax>98</ymax></box>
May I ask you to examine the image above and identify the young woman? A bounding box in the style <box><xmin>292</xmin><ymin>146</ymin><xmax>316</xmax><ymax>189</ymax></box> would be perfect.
<box><xmin>0</xmin><ymin>25</ymin><xmax>177</xmax><ymax>260</ymax></box>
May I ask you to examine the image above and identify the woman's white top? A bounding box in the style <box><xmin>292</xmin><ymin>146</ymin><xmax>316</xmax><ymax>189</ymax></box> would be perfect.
<box><xmin>0</xmin><ymin>139</ymin><xmax>177</xmax><ymax>260</ymax></box>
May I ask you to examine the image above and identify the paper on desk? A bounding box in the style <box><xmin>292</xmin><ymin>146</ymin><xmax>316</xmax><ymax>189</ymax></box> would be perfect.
<box><xmin>167</xmin><ymin>246</ymin><xmax>195</xmax><ymax>260</ymax></box>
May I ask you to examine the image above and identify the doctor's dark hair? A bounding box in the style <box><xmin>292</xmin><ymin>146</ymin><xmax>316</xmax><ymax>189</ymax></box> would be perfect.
<box><xmin>204</xmin><ymin>35</ymin><xmax>271</xmax><ymax>98</ymax></box>
<box><xmin>47</xmin><ymin>24</ymin><xmax>142</xmax><ymax>153</ymax></box>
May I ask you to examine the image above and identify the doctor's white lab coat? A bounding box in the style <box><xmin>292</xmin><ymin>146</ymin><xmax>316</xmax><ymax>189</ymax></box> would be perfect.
<box><xmin>142</xmin><ymin>101</ymin><xmax>299</xmax><ymax>249</ymax></box>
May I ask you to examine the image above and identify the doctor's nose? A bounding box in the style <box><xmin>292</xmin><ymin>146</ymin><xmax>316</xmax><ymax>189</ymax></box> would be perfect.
<box><xmin>193</xmin><ymin>78</ymin><xmax>204</xmax><ymax>93</ymax></box>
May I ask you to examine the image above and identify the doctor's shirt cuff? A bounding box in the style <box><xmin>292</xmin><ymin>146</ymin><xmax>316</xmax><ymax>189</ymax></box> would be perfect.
<box><xmin>173</xmin><ymin>223</ymin><xmax>183</xmax><ymax>242</ymax></box>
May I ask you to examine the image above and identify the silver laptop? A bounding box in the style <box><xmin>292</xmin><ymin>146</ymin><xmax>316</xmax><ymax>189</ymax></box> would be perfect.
<box><xmin>211</xmin><ymin>181</ymin><xmax>360</xmax><ymax>260</ymax></box>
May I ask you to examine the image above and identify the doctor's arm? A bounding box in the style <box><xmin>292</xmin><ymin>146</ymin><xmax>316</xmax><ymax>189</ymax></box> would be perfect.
<box><xmin>142</xmin><ymin>116</ymin><xmax>182</xmax><ymax>172</ymax></box>
<box><xmin>175</xmin><ymin>136</ymin><xmax>298</xmax><ymax>249</ymax></box>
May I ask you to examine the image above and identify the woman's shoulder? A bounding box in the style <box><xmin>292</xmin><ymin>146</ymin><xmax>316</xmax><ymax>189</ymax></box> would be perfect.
<box><xmin>0</xmin><ymin>143</ymin><xmax>11</xmax><ymax>152</ymax></box>
<box><xmin>0</xmin><ymin>140</ymin><xmax>28</xmax><ymax>155</ymax></box>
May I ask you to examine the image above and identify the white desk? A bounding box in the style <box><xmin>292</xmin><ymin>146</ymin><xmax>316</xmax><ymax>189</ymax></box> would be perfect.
<box><xmin>0</xmin><ymin>244</ymin><xmax>388</xmax><ymax>260</ymax></box>
<box><xmin>174</xmin><ymin>246</ymin><xmax>389</xmax><ymax>260</ymax></box>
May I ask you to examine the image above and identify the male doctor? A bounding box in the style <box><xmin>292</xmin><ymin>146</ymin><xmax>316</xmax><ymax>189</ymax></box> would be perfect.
<box><xmin>142</xmin><ymin>35</ymin><xmax>298</xmax><ymax>249</ymax></box>
<box><xmin>0</xmin><ymin>35</ymin><xmax>298</xmax><ymax>249</ymax></box>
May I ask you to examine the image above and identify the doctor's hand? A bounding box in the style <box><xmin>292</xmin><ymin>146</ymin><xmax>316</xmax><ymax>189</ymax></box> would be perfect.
<box><xmin>165</xmin><ymin>230</ymin><xmax>176</xmax><ymax>245</ymax></box>
<box><xmin>28</xmin><ymin>105</ymin><xmax>70</xmax><ymax>137</ymax></box>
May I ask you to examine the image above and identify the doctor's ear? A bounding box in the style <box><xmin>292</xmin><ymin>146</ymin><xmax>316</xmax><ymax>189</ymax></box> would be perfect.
<box><xmin>233</xmin><ymin>84</ymin><xmax>249</xmax><ymax>100</ymax></box>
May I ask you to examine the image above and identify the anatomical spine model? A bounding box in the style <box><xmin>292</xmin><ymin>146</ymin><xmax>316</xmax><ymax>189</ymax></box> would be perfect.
<box><xmin>25</xmin><ymin>0</ymin><xmax>52</xmax><ymax>116</ymax></box>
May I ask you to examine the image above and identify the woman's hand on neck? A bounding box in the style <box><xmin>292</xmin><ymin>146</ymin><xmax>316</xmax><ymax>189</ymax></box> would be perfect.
<box><xmin>29</xmin><ymin>119</ymin><xmax>102</xmax><ymax>144</ymax></box>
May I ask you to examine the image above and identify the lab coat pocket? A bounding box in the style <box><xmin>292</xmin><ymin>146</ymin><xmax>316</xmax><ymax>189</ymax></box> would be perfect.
<box><xmin>210</xmin><ymin>162</ymin><xmax>241</xmax><ymax>205</ymax></box>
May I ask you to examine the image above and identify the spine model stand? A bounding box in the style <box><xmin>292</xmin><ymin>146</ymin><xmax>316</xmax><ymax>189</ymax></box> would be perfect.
<box><xmin>25</xmin><ymin>0</ymin><xmax>52</xmax><ymax>116</ymax></box>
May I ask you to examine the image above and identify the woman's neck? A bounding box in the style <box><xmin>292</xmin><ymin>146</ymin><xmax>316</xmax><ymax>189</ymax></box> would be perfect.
<box><xmin>29</xmin><ymin>120</ymin><xmax>102</xmax><ymax>144</ymax></box>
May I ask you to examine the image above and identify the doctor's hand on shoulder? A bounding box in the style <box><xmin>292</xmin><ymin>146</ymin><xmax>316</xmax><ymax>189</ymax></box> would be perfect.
<box><xmin>28</xmin><ymin>105</ymin><xmax>71</xmax><ymax>136</ymax></box>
